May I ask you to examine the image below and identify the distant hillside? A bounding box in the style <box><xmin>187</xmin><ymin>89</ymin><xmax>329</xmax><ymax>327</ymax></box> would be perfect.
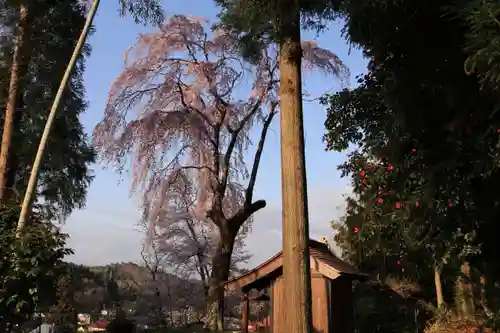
<box><xmin>58</xmin><ymin>261</ymin><xmax>204</xmax><ymax>319</ymax></box>
<box><xmin>86</xmin><ymin>261</ymin><xmax>198</xmax><ymax>291</ymax></box>
<box><xmin>47</xmin><ymin>262</ymin><xmax>240</xmax><ymax>326</ymax></box>
<box><xmin>59</xmin><ymin>261</ymin><xmax>240</xmax><ymax>326</ymax></box>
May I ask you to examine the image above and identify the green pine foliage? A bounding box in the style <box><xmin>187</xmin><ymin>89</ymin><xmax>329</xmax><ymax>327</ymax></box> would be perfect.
<box><xmin>215</xmin><ymin>0</ymin><xmax>341</xmax><ymax>61</ymax></box>
<box><xmin>0</xmin><ymin>0</ymin><xmax>96</xmax><ymax>219</ymax></box>
<box><xmin>117</xmin><ymin>0</ymin><xmax>164</xmax><ymax>26</ymax></box>
<box><xmin>0</xmin><ymin>0</ymin><xmax>97</xmax><ymax>329</ymax></box>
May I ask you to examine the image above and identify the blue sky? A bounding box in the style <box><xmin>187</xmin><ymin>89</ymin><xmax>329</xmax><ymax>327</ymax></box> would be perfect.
<box><xmin>62</xmin><ymin>0</ymin><xmax>368</xmax><ymax>267</ymax></box>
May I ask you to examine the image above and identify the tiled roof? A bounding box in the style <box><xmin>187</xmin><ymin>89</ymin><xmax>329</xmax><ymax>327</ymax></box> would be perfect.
<box><xmin>224</xmin><ymin>239</ymin><xmax>365</xmax><ymax>290</ymax></box>
<box><xmin>308</xmin><ymin>240</ymin><xmax>363</xmax><ymax>276</ymax></box>
<box><xmin>89</xmin><ymin>321</ymin><xmax>107</xmax><ymax>329</ymax></box>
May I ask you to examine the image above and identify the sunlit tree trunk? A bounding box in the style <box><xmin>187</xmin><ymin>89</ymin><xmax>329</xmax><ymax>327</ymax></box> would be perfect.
<box><xmin>278</xmin><ymin>4</ymin><xmax>313</xmax><ymax>333</ymax></box>
<box><xmin>0</xmin><ymin>3</ymin><xmax>29</xmax><ymax>202</ymax></box>
<box><xmin>459</xmin><ymin>261</ymin><xmax>475</xmax><ymax>318</ymax></box>
<box><xmin>434</xmin><ymin>265</ymin><xmax>444</xmax><ymax>309</ymax></box>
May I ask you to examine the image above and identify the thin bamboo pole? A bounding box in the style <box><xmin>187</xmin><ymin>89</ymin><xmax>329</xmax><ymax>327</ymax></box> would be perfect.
<box><xmin>17</xmin><ymin>0</ymin><xmax>100</xmax><ymax>234</ymax></box>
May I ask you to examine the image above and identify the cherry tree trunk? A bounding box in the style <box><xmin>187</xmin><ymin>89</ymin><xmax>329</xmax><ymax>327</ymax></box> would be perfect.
<box><xmin>205</xmin><ymin>233</ymin><xmax>234</xmax><ymax>332</ymax></box>
<box><xmin>154</xmin><ymin>285</ymin><xmax>165</xmax><ymax>326</ymax></box>
<box><xmin>0</xmin><ymin>3</ymin><xmax>30</xmax><ymax>202</ymax></box>
<box><xmin>278</xmin><ymin>6</ymin><xmax>313</xmax><ymax>333</ymax></box>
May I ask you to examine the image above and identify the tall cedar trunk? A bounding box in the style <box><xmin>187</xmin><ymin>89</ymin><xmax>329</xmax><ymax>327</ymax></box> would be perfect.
<box><xmin>278</xmin><ymin>5</ymin><xmax>313</xmax><ymax>333</ymax></box>
<box><xmin>459</xmin><ymin>261</ymin><xmax>475</xmax><ymax>318</ymax></box>
<box><xmin>4</xmin><ymin>93</ymin><xmax>23</xmax><ymax>196</ymax></box>
<box><xmin>434</xmin><ymin>265</ymin><xmax>444</xmax><ymax>309</ymax></box>
<box><xmin>205</xmin><ymin>233</ymin><xmax>234</xmax><ymax>332</ymax></box>
<box><xmin>0</xmin><ymin>3</ymin><xmax>29</xmax><ymax>202</ymax></box>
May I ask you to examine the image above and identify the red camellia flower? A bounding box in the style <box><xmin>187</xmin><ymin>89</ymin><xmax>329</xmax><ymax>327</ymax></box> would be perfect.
<box><xmin>353</xmin><ymin>227</ymin><xmax>359</xmax><ymax>233</ymax></box>
<box><xmin>359</xmin><ymin>171</ymin><xmax>366</xmax><ymax>177</ymax></box>
<box><xmin>415</xmin><ymin>201</ymin><xmax>420</xmax><ymax>207</ymax></box>
<box><xmin>395</xmin><ymin>202</ymin><xmax>401</xmax><ymax>208</ymax></box>
<box><xmin>397</xmin><ymin>260</ymin><xmax>401</xmax><ymax>265</ymax></box>
<box><xmin>387</xmin><ymin>164</ymin><xmax>393</xmax><ymax>171</ymax></box>
<box><xmin>412</xmin><ymin>148</ymin><xmax>417</xmax><ymax>152</ymax></box>
<box><xmin>377</xmin><ymin>197</ymin><xmax>384</xmax><ymax>204</ymax></box>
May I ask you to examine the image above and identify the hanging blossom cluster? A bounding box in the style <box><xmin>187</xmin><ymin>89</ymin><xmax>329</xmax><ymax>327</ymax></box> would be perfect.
<box><xmin>93</xmin><ymin>15</ymin><xmax>348</xmax><ymax>256</ymax></box>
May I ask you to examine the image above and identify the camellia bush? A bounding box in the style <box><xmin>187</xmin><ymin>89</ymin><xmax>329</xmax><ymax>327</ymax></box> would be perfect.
<box><xmin>0</xmin><ymin>204</ymin><xmax>72</xmax><ymax>333</ymax></box>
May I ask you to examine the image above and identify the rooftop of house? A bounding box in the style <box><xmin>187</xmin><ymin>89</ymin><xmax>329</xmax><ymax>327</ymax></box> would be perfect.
<box><xmin>224</xmin><ymin>239</ymin><xmax>367</xmax><ymax>292</ymax></box>
<box><xmin>88</xmin><ymin>320</ymin><xmax>108</xmax><ymax>329</ymax></box>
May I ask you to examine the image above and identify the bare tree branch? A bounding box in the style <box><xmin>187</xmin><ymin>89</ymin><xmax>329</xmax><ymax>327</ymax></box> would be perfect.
<box><xmin>245</xmin><ymin>104</ymin><xmax>277</xmax><ymax>206</ymax></box>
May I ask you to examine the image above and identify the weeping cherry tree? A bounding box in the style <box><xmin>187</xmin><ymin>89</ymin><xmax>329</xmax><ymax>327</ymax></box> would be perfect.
<box><xmin>93</xmin><ymin>14</ymin><xmax>347</xmax><ymax>331</ymax></box>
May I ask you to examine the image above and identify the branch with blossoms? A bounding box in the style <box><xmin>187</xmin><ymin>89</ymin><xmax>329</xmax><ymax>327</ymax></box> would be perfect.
<box><xmin>94</xmin><ymin>14</ymin><xmax>347</xmax><ymax>229</ymax></box>
<box><xmin>93</xmin><ymin>15</ymin><xmax>349</xmax><ymax>322</ymax></box>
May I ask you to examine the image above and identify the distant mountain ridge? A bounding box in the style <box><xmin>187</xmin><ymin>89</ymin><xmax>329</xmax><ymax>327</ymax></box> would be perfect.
<box><xmin>85</xmin><ymin>261</ymin><xmax>197</xmax><ymax>288</ymax></box>
<box><xmin>45</xmin><ymin>261</ymin><xmax>248</xmax><ymax>328</ymax></box>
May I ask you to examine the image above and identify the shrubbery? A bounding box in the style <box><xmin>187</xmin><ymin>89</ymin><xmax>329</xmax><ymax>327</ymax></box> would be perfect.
<box><xmin>0</xmin><ymin>204</ymin><xmax>72</xmax><ymax>332</ymax></box>
<box><xmin>106</xmin><ymin>308</ymin><xmax>136</xmax><ymax>333</ymax></box>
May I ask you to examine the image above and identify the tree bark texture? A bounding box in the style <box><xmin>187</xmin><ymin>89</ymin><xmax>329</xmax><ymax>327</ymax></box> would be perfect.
<box><xmin>204</xmin><ymin>232</ymin><xmax>234</xmax><ymax>332</ymax></box>
<box><xmin>434</xmin><ymin>265</ymin><xmax>444</xmax><ymax>309</ymax></box>
<box><xmin>278</xmin><ymin>7</ymin><xmax>313</xmax><ymax>333</ymax></box>
<box><xmin>459</xmin><ymin>261</ymin><xmax>475</xmax><ymax>318</ymax></box>
<box><xmin>0</xmin><ymin>3</ymin><xmax>30</xmax><ymax>203</ymax></box>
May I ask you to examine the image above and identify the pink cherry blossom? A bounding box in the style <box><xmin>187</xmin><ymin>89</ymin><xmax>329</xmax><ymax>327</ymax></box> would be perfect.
<box><xmin>93</xmin><ymin>15</ymin><xmax>348</xmax><ymax>280</ymax></box>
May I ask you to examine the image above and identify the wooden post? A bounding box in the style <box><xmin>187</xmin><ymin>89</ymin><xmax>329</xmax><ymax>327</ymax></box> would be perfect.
<box><xmin>278</xmin><ymin>2</ymin><xmax>313</xmax><ymax>333</ymax></box>
<box><xmin>269</xmin><ymin>285</ymin><xmax>273</xmax><ymax>333</ymax></box>
<box><xmin>242</xmin><ymin>293</ymin><xmax>249</xmax><ymax>333</ymax></box>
